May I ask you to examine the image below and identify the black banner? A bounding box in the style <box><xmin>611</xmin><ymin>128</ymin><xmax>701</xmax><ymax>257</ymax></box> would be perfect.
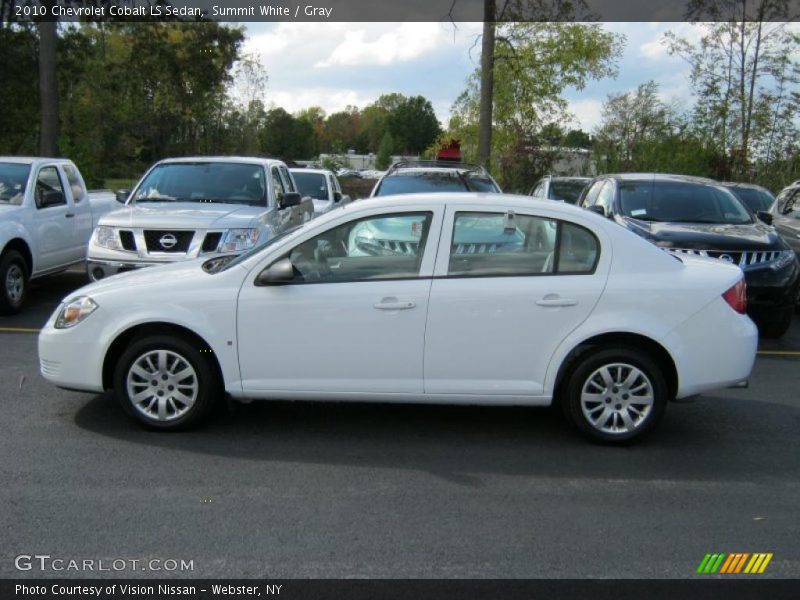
<box><xmin>3</xmin><ymin>0</ymin><xmax>800</xmax><ymax>23</ymax></box>
<box><xmin>3</xmin><ymin>579</ymin><xmax>800</xmax><ymax>600</ymax></box>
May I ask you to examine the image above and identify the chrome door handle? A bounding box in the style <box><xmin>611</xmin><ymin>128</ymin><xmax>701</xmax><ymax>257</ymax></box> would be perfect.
<box><xmin>374</xmin><ymin>299</ymin><xmax>416</xmax><ymax>310</ymax></box>
<box><xmin>536</xmin><ymin>296</ymin><xmax>578</xmax><ymax>307</ymax></box>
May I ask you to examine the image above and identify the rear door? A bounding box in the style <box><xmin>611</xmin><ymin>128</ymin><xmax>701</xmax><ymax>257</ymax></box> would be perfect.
<box><xmin>424</xmin><ymin>205</ymin><xmax>610</xmax><ymax>396</ymax></box>
<box><xmin>61</xmin><ymin>163</ymin><xmax>93</xmax><ymax>259</ymax></box>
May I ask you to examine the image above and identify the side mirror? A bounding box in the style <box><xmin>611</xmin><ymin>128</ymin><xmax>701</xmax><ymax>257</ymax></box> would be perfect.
<box><xmin>39</xmin><ymin>189</ymin><xmax>65</xmax><ymax>208</ymax></box>
<box><xmin>279</xmin><ymin>192</ymin><xmax>302</xmax><ymax>209</ymax></box>
<box><xmin>255</xmin><ymin>258</ymin><xmax>295</xmax><ymax>286</ymax></box>
<box><xmin>756</xmin><ymin>211</ymin><xmax>773</xmax><ymax>225</ymax></box>
<box><xmin>116</xmin><ymin>189</ymin><xmax>130</xmax><ymax>203</ymax></box>
<box><xmin>586</xmin><ymin>205</ymin><xmax>607</xmax><ymax>217</ymax></box>
<box><xmin>333</xmin><ymin>191</ymin><xmax>342</xmax><ymax>203</ymax></box>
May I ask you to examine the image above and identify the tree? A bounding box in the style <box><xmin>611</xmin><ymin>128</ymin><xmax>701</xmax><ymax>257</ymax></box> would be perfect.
<box><xmin>450</xmin><ymin>21</ymin><xmax>623</xmax><ymax>191</ymax></box>
<box><xmin>375</xmin><ymin>132</ymin><xmax>395</xmax><ymax>170</ymax></box>
<box><xmin>38</xmin><ymin>17</ymin><xmax>59</xmax><ymax>155</ymax></box>
<box><xmin>387</xmin><ymin>96</ymin><xmax>441</xmax><ymax>154</ymax></box>
<box><xmin>665</xmin><ymin>0</ymin><xmax>800</xmax><ymax>178</ymax></box>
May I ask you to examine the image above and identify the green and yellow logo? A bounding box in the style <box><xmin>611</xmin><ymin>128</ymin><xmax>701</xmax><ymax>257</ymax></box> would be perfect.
<box><xmin>697</xmin><ymin>553</ymin><xmax>773</xmax><ymax>574</ymax></box>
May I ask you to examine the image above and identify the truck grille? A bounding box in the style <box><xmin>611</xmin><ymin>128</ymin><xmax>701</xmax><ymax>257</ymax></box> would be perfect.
<box><xmin>374</xmin><ymin>239</ymin><xmax>420</xmax><ymax>255</ymax></box>
<box><xmin>668</xmin><ymin>248</ymin><xmax>781</xmax><ymax>267</ymax></box>
<box><xmin>143</xmin><ymin>230</ymin><xmax>194</xmax><ymax>253</ymax></box>
<box><xmin>201</xmin><ymin>232</ymin><xmax>223</xmax><ymax>253</ymax></box>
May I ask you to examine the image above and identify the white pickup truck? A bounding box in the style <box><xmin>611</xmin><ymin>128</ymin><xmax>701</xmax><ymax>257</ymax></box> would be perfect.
<box><xmin>0</xmin><ymin>157</ymin><xmax>117</xmax><ymax>314</ymax></box>
<box><xmin>87</xmin><ymin>157</ymin><xmax>314</xmax><ymax>281</ymax></box>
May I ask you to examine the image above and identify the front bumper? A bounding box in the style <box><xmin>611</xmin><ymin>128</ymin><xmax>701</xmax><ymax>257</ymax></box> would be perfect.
<box><xmin>744</xmin><ymin>259</ymin><xmax>800</xmax><ymax>323</ymax></box>
<box><xmin>38</xmin><ymin>307</ymin><xmax>107</xmax><ymax>393</ymax></box>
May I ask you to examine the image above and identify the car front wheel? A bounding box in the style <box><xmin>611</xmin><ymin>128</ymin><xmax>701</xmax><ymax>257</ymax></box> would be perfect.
<box><xmin>113</xmin><ymin>335</ymin><xmax>220</xmax><ymax>430</ymax></box>
<box><xmin>564</xmin><ymin>348</ymin><xmax>668</xmax><ymax>444</ymax></box>
<box><xmin>0</xmin><ymin>250</ymin><xmax>28</xmax><ymax>315</ymax></box>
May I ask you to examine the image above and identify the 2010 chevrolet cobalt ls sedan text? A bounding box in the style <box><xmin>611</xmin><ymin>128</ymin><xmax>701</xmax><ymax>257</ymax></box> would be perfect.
<box><xmin>39</xmin><ymin>194</ymin><xmax>758</xmax><ymax>443</ymax></box>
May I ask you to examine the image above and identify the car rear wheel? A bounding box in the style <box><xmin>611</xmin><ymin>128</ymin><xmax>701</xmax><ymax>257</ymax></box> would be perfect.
<box><xmin>0</xmin><ymin>250</ymin><xmax>28</xmax><ymax>315</ymax></box>
<box><xmin>113</xmin><ymin>335</ymin><xmax>220</xmax><ymax>430</ymax></box>
<box><xmin>564</xmin><ymin>348</ymin><xmax>668</xmax><ymax>444</ymax></box>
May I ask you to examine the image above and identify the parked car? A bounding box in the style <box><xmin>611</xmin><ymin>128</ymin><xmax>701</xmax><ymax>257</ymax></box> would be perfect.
<box><xmin>530</xmin><ymin>175</ymin><xmax>591</xmax><ymax>204</ymax></box>
<box><xmin>722</xmin><ymin>182</ymin><xmax>776</xmax><ymax>213</ymax></box>
<box><xmin>771</xmin><ymin>183</ymin><xmax>800</xmax><ymax>307</ymax></box>
<box><xmin>39</xmin><ymin>193</ymin><xmax>758</xmax><ymax>443</ymax></box>
<box><xmin>579</xmin><ymin>173</ymin><xmax>799</xmax><ymax>337</ymax></box>
<box><xmin>0</xmin><ymin>157</ymin><xmax>117</xmax><ymax>314</ymax></box>
<box><xmin>290</xmin><ymin>168</ymin><xmax>350</xmax><ymax>215</ymax></box>
<box><xmin>370</xmin><ymin>161</ymin><xmax>501</xmax><ymax>197</ymax></box>
<box><xmin>87</xmin><ymin>157</ymin><xmax>314</xmax><ymax>281</ymax></box>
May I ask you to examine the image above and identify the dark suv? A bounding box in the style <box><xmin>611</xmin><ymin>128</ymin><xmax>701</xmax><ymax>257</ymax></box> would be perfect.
<box><xmin>722</xmin><ymin>182</ymin><xmax>777</xmax><ymax>213</ymax></box>
<box><xmin>580</xmin><ymin>173</ymin><xmax>799</xmax><ymax>338</ymax></box>
<box><xmin>370</xmin><ymin>161</ymin><xmax>501</xmax><ymax>197</ymax></box>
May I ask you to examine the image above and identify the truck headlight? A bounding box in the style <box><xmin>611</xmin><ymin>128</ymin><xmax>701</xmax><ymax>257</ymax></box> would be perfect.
<box><xmin>55</xmin><ymin>297</ymin><xmax>98</xmax><ymax>329</ymax></box>
<box><xmin>772</xmin><ymin>250</ymin><xmax>797</xmax><ymax>270</ymax></box>
<box><xmin>220</xmin><ymin>228</ymin><xmax>260</xmax><ymax>253</ymax></box>
<box><xmin>93</xmin><ymin>226</ymin><xmax>122</xmax><ymax>250</ymax></box>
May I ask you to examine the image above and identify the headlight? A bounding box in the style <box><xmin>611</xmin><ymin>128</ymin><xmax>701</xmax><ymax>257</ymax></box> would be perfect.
<box><xmin>219</xmin><ymin>228</ymin><xmax>260</xmax><ymax>253</ymax></box>
<box><xmin>93</xmin><ymin>226</ymin><xmax>122</xmax><ymax>250</ymax></box>
<box><xmin>55</xmin><ymin>297</ymin><xmax>98</xmax><ymax>329</ymax></box>
<box><xmin>772</xmin><ymin>250</ymin><xmax>798</xmax><ymax>270</ymax></box>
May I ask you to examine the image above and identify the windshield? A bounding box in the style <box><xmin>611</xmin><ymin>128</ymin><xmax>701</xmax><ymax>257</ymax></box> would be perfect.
<box><xmin>550</xmin><ymin>180</ymin><xmax>589</xmax><ymax>204</ymax></box>
<box><xmin>619</xmin><ymin>180</ymin><xmax>753</xmax><ymax>225</ymax></box>
<box><xmin>0</xmin><ymin>163</ymin><xmax>31</xmax><ymax>205</ymax></box>
<box><xmin>209</xmin><ymin>225</ymin><xmax>306</xmax><ymax>273</ymax></box>
<box><xmin>132</xmin><ymin>162</ymin><xmax>268</xmax><ymax>206</ymax></box>
<box><xmin>375</xmin><ymin>171</ymin><xmax>500</xmax><ymax>196</ymax></box>
<box><xmin>292</xmin><ymin>172</ymin><xmax>329</xmax><ymax>200</ymax></box>
<box><xmin>728</xmin><ymin>187</ymin><xmax>775</xmax><ymax>213</ymax></box>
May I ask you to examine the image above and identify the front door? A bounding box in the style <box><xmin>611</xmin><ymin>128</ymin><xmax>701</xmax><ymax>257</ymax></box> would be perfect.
<box><xmin>32</xmin><ymin>165</ymin><xmax>74</xmax><ymax>273</ymax></box>
<box><xmin>424</xmin><ymin>207</ymin><xmax>609</xmax><ymax>396</ymax></box>
<box><xmin>237</xmin><ymin>207</ymin><xmax>442</xmax><ymax>394</ymax></box>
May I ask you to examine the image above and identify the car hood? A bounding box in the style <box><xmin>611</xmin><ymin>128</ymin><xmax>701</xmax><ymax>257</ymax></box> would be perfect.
<box><xmin>622</xmin><ymin>217</ymin><xmax>785</xmax><ymax>251</ymax></box>
<box><xmin>98</xmin><ymin>202</ymin><xmax>266</xmax><ymax>229</ymax></box>
<box><xmin>0</xmin><ymin>204</ymin><xmax>24</xmax><ymax>219</ymax></box>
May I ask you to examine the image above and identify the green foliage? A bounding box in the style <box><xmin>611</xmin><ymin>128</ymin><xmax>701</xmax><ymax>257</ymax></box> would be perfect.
<box><xmin>0</xmin><ymin>25</ymin><xmax>39</xmax><ymax>155</ymax></box>
<box><xmin>375</xmin><ymin>132</ymin><xmax>396</xmax><ymax>170</ymax></box>
<box><xmin>450</xmin><ymin>22</ymin><xmax>624</xmax><ymax>191</ymax></box>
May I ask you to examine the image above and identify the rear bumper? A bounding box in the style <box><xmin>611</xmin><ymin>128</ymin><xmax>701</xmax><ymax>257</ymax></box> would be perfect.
<box><xmin>665</xmin><ymin>297</ymin><xmax>758</xmax><ymax>399</ymax></box>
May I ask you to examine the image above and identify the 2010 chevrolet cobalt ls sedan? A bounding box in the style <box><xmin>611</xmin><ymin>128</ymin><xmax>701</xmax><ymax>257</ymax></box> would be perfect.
<box><xmin>39</xmin><ymin>194</ymin><xmax>758</xmax><ymax>443</ymax></box>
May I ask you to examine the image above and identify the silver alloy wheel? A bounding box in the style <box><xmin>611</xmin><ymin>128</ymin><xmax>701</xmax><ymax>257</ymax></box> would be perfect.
<box><xmin>5</xmin><ymin>264</ymin><xmax>24</xmax><ymax>305</ymax></box>
<box><xmin>126</xmin><ymin>350</ymin><xmax>198</xmax><ymax>422</ymax></box>
<box><xmin>580</xmin><ymin>362</ymin><xmax>654</xmax><ymax>435</ymax></box>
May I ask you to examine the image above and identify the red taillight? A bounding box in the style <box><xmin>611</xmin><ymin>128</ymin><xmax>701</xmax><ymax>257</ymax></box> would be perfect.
<box><xmin>722</xmin><ymin>279</ymin><xmax>747</xmax><ymax>314</ymax></box>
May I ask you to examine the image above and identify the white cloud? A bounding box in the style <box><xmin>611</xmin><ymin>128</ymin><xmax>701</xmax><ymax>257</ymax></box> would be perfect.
<box><xmin>264</xmin><ymin>88</ymin><xmax>378</xmax><ymax>117</ymax></box>
<box><xmin>316</xmin><ymin>23</ymin><xmax>457</xmax><ymax>68</ymax></box>
<box><xmin>568</xmin><ymin>99</ymin><xmax>604</xmax><ymax>131</ymax></box>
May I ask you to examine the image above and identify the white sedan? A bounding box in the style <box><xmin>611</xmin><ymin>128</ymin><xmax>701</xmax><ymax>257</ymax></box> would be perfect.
<box><xmin>39</xmin><ymin>194</ymin><xmax>758</xmax><ymax>443</ymax></box>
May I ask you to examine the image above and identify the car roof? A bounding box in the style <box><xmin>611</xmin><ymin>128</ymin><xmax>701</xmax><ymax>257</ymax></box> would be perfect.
<box><xmin>0</xmin><ymin>157</ymin><xmax>74</xmax><ymax>166</ymax></box>
<box><xmin>547</xmin><ymin>176</ymin><xmax>592</xmax><ymax>181</ymax></box>
<box><xmin>157</xmin><ymin>156</ymin><xmax>286</xmax><ymax>166</ymax></box>
<box><xmin>599</xmin><ymin>173</ymin><xmax>717</xmax><ymax>185</ymax></box>
<box><xmin>720</xmin><ymin>181</ymin><xmax>772</xmax><ymax>192</ymax></box>
<box><xmin>289</xmin><ymin>168</ymin><xmax>331</xmax><ymax>176</ymax></box>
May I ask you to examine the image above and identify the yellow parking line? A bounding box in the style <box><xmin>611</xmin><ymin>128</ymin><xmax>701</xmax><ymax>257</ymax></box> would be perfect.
<box><xmin>757</xmin><ymin>351</ymin><xmax>800</xmax><ymax>356</ymax></box>
<box><xmin>0</xmin><ymin>327</ymin><xmax>41</xmax><ymax>333</ymax></box>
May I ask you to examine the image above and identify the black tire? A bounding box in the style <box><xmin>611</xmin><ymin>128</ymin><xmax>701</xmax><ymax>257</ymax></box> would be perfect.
<box><xmin>563</xmin><ymin>347</ymin><xmax>668</xmax><ymax>444</ymax></box>
<box><xmin>759</xmin><ymin>308</ymin><xmax>793</xmax><ymax>339</ymax></box>
<box><xmin>0</xmin><ymin>250</ymin><xmax>28</xmax><ymax>315</ymax></box>
<box><xmin>113</xmin><ymin>335</ymin><xmax>221</xmax><ymax>430</ymax></box>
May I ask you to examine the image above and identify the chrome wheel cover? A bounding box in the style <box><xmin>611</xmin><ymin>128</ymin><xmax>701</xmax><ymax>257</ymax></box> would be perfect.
<box><xmin>5</xmin><ymin>264</ymin><xmax>24</xmax><ymax>305</ymax></box>
<box><xmin>580</xmin><ymin>362</ymin><xmax>654</xmax><ymax>435</ymax></box>
<box><xmin>126</xmin><ymin>350</ymin><xmax>198</xmax><ymax>422</ymax></box>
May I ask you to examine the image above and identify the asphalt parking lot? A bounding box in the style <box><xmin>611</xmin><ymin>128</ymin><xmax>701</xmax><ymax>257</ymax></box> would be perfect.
<box><xmin>1</xmin><ymin>269</ymin><xmax>799</xmax><ymax>579</ymax></box>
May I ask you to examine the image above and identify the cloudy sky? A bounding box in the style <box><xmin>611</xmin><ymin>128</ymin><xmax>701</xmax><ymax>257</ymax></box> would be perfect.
<box><xmin>239</xmin><ymin>22</ymin><xmax>705</xmax><ymax>132</ymax></box>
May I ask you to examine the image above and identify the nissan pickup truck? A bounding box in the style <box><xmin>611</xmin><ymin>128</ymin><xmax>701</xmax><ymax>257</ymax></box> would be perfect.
<box><xmin>0</xmin><ymin>157</ymin><xmax>117</xmax><ymax>314</ymax></box>
<box><xmin>87</xmin><ymin>157</ymin><xmax>314</xmax><ymax>281</ymax></box>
